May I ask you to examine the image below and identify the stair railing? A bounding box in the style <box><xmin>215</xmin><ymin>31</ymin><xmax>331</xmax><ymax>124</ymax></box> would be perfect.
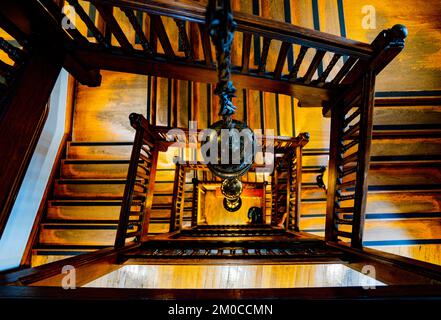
<box><xmin>114</xmin><ymin>113</ymin><xmax>167</xmax><ymax>248</ymax></box>
<box><xmin>270</xmin><ymin>133</ymin><xmax>309</xmax><ymax>229</ymax></box>
<box><xmin>325</xmin><ymin>25</ymin><xmax>408</xmax><ymax>248</ymax></box>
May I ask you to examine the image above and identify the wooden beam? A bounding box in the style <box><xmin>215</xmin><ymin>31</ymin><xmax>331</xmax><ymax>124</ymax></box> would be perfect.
<box><xmin>73</xmin><ymin>47</ymin><xmax>332</xmax><ymax>107</ymax></box>
<box><xmin>63</xmin><ymin>54</ymin><xmax>102</xmax><ymax>87</ymax></box>
<box><xmin>0</xmin><ymin>0</ymin><xmax>103</xmax><ymax>87</ymax></box>
<box><xmin>0</xmin><ymin>245</ymin><xmax>138</xmax><ymax>286</ymax></box>
<box><xmin>0</xmin><ymin>43</ymin><xmax>63</xmax><ymax>238</ymax></box>
<box><xmin>329</xmin><ymin>242</ymin><xmax>441</xmax><ymax>285</ymax></box>
<box><xmin>83</xmin><ymin>0</ymin><xmax>373</xmax><ymax>58</ymax></box>
<box><xmin>1</xmin><ymin>284</ymin><xmax>441</xmax><ymax>301</ymax></box>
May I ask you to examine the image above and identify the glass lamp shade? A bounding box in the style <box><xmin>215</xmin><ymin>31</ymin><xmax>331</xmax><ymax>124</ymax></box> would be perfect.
<box><xmin>221</xmin><ymin>178</ymin><xmax>243</xmax><ymax>199</ymax></box>
<box><xmin>203</xmin><ymin>119</ymin><xmax>256</xmax><ymax>179</ymax></box>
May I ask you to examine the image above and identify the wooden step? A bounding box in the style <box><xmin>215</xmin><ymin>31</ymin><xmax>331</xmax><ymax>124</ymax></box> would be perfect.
<box><xmin>54</xmin><ymin>179</ymin><xmax>127</xmax><ymax>199</ymax></box>
<box><xmin>66</xmin><ymin>141</ymin><xmax>133</xmax><ymax>160</ymax></box>
<box><xmin>61</xmin><ymin>160</ymin><xmax>180</xmax><ymax>180</ymax></box>
<box><xmin>47</xmin><ymin>200</ymin><xmax>126</xmax><ymax>221</ymax></box>
<box><xmin>372</xmin><ymin>126</ymin><xmax>441</xmax><ymax>139</ymax></box>
<box><xmin>61</xmin><ymin>160</ymin><xmax>129</xmax><ymax>179</ymax></box>
<box><xmin>373</xmin><ymin>105</ymin><xmax>441</xmax><ymax>126</ymax></box>
<box><xmin>53</xmin><ymin>179</ymin><xmax>186</xmax><ymax>200</ymax></box>
<box><xmin>301</xmin><ymin>192</ymin><xmax>441</xmax><ymax>217</ymax></box>
<box><xmin>302</xmin><ymin>165</ymin><xmax>441</xmax><ymax>187</ymax></box>
<box><xmin>371</xmin><ymin>137</ymin><xmax>441</xmax><ymax>156</ymax></box>
<box><xmin>301</xmin><ymin>217</ymin><xmax>441</xmax><ymax>242</ymax></box>
<box><xmin>38</xmin><ymin>223</ymin><xmax>117</xmax><ymax>246</ymax></box>
<box><xmin>47</xmin><ymin>200</ymin><xmax>176</xmax><ymax>221</ymax></box>
<box><xmin>38</xmin><ymin>222</ymin><xmax>170</xmax><ymax>247</ymax></box>
<box><xmin>368</xmin><ymin>166</ymin><xmax>441</xmax><ymax>186</ymax></box>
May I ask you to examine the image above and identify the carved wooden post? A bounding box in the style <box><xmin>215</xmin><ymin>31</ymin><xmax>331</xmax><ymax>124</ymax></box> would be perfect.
<box><xmin>115</xmin><ymin>125</ymin><xmax>144</xmax><ymax>248</ymax></box>
<box><xmin>325</xmin><ymin>25</ymin><xmax>407</xmax><ymax>247</ymax></box>
<box><xmin>115</xmin><ymin>113</ymin><xmax>165</xmax><ymax>247</ymax></box>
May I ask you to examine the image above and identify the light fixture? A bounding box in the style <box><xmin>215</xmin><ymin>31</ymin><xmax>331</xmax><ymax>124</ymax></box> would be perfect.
<box><xmin>205</xmin><ymin>0</ymin><xmax>255</xmax><ymax>210</ymax></box>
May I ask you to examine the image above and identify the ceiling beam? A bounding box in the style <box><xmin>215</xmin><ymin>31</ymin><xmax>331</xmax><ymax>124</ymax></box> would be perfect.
<box><xmin>73</xmin><ymin>46</ymin><xmax>333</xmax><ymax>107</ymax></box>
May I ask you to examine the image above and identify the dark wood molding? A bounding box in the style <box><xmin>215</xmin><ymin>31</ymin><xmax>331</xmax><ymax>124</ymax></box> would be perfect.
<box><xmin>0</xmin><ymin>43</ymin><xmax>63</xmax><ymax>238</ymax></box>
<box><xmin>73</xmin><ymin>46</ymin><xmax>333</xmax><ymax>107</ymax></box>
<box><xmin>84</xmin><ymin>0</ymin><xmax>373</xmax><ymax>58</ymax></box>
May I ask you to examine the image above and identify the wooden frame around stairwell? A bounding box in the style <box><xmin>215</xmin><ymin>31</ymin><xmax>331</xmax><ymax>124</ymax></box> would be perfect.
<box><xmin>20</xmin><ymin>74</ymin><xmax>78</xmax><ymax>267</ymax></box>
<box><xmin>3</xmin><ymin>0</ymin><xmax>441</xmax><ymax>299</ymax></box>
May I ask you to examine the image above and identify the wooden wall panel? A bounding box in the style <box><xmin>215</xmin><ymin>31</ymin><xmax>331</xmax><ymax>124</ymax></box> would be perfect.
<box><xmin>73</xmin><ymin>71</ymin><xmax>147</xmax><ymax>141</ymax></box>
<box><xmin>84</xmin><ymin>264</ymin><xmax>383</xmax><ymax>288</ymax></box>
<box><xmin>201</xmin><ymin>190</ymin><xmax>261</xmax><ymax>225</ymax></box>
<box><xmin>343</xmin><ymin>0</ymin><xmax>441</xmax><ymax>91</ymax></box>
<box><xmin>368</xmin><ymin>245</ymin><xmax>441</xmax><ymax>266</ymax></box>
<box><xmin>294</xmin><ymin>100</ymin><xmax>330</xmax><ymax>149</ymax></box>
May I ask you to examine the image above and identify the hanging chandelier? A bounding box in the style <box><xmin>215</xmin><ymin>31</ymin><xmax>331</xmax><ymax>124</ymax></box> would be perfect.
<box><xmin>204</xmin><ymin>0</ymin><xmax>256</xmax><ymax>212</ymax></box>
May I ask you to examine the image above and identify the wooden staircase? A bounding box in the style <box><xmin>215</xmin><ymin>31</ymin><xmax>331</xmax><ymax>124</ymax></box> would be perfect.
<box><xmin>31</xmin><ymin>96</ymin><xmax>441</xmax><ymax>266</ymax></box>
<box><xmin>31</xmin><ymin>141</ymin><xmax>184</xmax><ymax>265</ymax></box>
<box><xmin>120</xmin><ymin>224</ymin><xmax>348</xmax><ymax>264</ymax></box>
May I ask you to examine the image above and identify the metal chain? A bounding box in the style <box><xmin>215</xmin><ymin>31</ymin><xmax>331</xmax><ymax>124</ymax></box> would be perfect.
<box><xmin>206</xmin><ymin>0</ymin><xmax>237</xmax><ymax>127</ymax></box>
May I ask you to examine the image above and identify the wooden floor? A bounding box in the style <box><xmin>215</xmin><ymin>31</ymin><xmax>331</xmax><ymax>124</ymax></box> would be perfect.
<box><xmin>83</xmin><ymin>264</ymin><xmax>384</xmax><ymax>289</ymax></box>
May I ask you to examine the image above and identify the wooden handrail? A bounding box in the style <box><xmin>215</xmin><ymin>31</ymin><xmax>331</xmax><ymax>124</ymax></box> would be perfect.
<box><xmin>87</xmin><ymin>0</ymin><xmax>373</xmax><ymax>58</ymax></box>
<box><xmin>114</xmin><ymin>113</ymin><xmax>164</xmax><ymax>248</ymax></box>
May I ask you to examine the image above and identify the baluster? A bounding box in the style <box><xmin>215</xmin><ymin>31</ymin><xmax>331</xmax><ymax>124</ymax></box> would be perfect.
<box><xmin>302</xmin><ymin>50</ymin><xmax>326</xmax><ymax>84</ymax></box>
<box><xmin>274</xmin><ymin>42</ymin><xmax>290</xmax><ymax>79</ymax></box>
<box><xmin>331</xmin><ymin>56</ymin><xmax>357</xmax><ymax>85</ymax></box>
<box><xmin>0</xmin><ymin>37</ymin><xmax>24</xmax><ymax>63</ymax></box>
<box><xmin>174</xmin><ymin>19</ymin><xmax>193</xmax><ymax>60</ymax></box>
<box><xmin>68</xmin><ymin>0</ymin><xmax>108</xmax><ymax>47</ymax></box>
<box><xmin>122</xmin><ymin>8</ymin><xmax>152</xmax><ymax>55</ymax></box>
<box><xmin>149</xmin><ymin>14</ymin><xmax>174</xmax><ymax>57</ymax></box>
<box><xmin>257</xmin><ymin>37</ymin><xmax>271</xmax><ymax>74</ymax></box>
<box><xmin>288</xmin><ymin>46</ymin><xmax>308</xmax><ymax>80</ymax></box>
<box><xmin>317</xmin><ymin>53</ymin><xmax>342</xmax><ymax>84</ymax></box>
<box><xmin>198</xmin><ymin>24</ymin><xmax>213</xmax><ymax>67</ymax></box>
<box><xmin>92</xmin><ymin>2</ymin><xmax>133</xmax><ymax>51</ymax></box>
<box><xmin>241</xmin><ymin>32</ymin><xmax>252</xmax><ymax>73</ymax></box>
